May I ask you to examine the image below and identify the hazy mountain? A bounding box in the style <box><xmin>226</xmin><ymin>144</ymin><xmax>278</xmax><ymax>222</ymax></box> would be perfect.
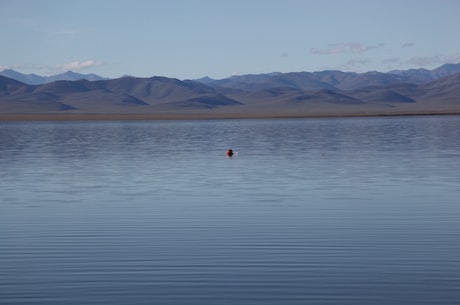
<box><xmin>0</xmin><ymin>69</ymin><xmax>108</xmax><ymax>85</ymax></box>
<box><xmin>194</xmin><ymin>76</ymin><xmax>216</xmax><ymax>85</ymax></box>
<box><xmin>430</xmin><ymin>63</ymin><xmax>460</xmax><ymax>79</ymax></box>
<box><xmin>388</xmin><ymin>63</ymin><xmax>460</xmax><ymax>83</ymax></box>
<box><xmin>387</xmin><ymin>68</ymin><xmax>433</xmax><ymax>83</ymax></box>
<box><xmin>46</xmin><ymin>71</ymin><xmax>108</xmax><ymax>83</ymax></box>
<box><xmin>0</xmin><ymin>64</ymin><xmax>459</xmax><ymax>118</ymax></box>
<box><xmin>0</xmin><ymin>70</ymin><xmax>44</xmax><ymax>85</ymax></box>
<box><xmin>206</xmin><ymin>72</ymin><xmax>337</xmax><ymax>91</ymax></box>
<box><xmin>198</xmin><ymin>63</ymin><xmax>460</xmax><ymax>92</ymax></box>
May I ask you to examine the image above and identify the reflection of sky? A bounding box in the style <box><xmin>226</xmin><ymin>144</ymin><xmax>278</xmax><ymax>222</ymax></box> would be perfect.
<box><xmin>1</xmin><ymin>116</ymin><xmax>460</xmax><ymax>304</ymax></box>
<box><xmin>1</xmin><ymin>116</ymin><xmax>459</xmax><ymax>208</ymax></box>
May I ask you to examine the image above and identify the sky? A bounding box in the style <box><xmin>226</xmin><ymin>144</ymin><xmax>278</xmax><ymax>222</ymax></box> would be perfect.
<box><xmin>1</xmin><ymin>0</ymin><xmax>460</xmax><ymax>80</ymax></box>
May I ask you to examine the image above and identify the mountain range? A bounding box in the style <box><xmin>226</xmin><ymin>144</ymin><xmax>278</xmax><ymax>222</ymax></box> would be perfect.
<box><xmin>196</xmin><ymin>63</ymin><xmax>460</xmax><ymax>91</ymax></box>
<box><xmin>0</xmin><ymin>70</ymin><xmax>108</xmax><ymax>85</ymax></box>
<box><xmin>1</xmin><ymin>64</ymin><xmax>459</xmax><ymax>119</ymax></box>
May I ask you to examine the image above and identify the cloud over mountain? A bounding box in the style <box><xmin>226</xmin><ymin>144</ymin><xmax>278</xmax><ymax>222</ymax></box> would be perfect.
<box><xmin>310</xmin><ymin>42</ymin><xmax>385</xmax><ymax>55</ymax></box>
<box><xmin>403</xmin><ymin>54</ymin><xmax>460</xmax><ymax>67</ymax></box>
<box><xmin>401</xmin><ymin>42</ymin><xmax>416</xmax><ymax>48</ymax></box>
<box><xmin>60</xmin><ymin>60</ymin><xmax>100</xmax><ymax>72</ymax></box>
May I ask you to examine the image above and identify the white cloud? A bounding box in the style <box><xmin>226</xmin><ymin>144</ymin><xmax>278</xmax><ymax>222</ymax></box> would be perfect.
<box><xmin>0</xmin><ymin>63</ymin><xmax>47</xmax><ymax>73</ymax></box>
<box><xmin>380</xmin><ymin>53</ymin><xmax>460</xmax><ymax>70</ymax></box>
<box><xmin>334</xmin><ymin>58</ymin><xmax>372</xmax><ymax>71</ymax></box>
<box><xmin>402</xmin><ymin>53</ymin><xmax>460</xmax><ymax>67</ymax></box>
<box><xmin>310</xmin><ymin>45</ymin><xmax>343</xmax><ymax>55</ymax></box>
<box><xmin>310</xmin><ymin>42</ymin><xmax>385</xmax><ymax>55</ymax></box>
<box><xmin>60</xmin><ymin>60</ymin><xmax>99</xmax><ymax>72</ymax></box>
<box><xmin>346</xmin><ymin>58</ymin><xmax>371</xmax><ymax>66</ymax></box>
<box><xmin>1</xmin><ymin>61</ymin><xmax>103</xmax><ymax>75</ymax></box>
<box><xmin>324</xmin><ymin>57</ymin><xmax>373</xmax><ymax>72</ymax></box>
<box><xmin>401</xmin><ymin>42</ymin><xmax>416</xmax><ymax>48</ymax></box>
<box><xmin>381</xmin><ymin>57</ymin><xmax>402</xmax><ymax>70</ymax></box>
<box><xmin>382</xmin><ymin>57</ymin><xmax>401</xmax><ymax>64</ymax></box>
<box><xmin>404</xmin><ymin>55</ymin><xmax>442</xmax><ymax>67</ymax></box>
<box><xmin>444</xmin><ymin>53</ymin><xmax>460</xmax><ymax>63</ymax></box>
<box><xmin>349</xmin><ymin>43</ymin><xmax>385</xmax><ymax>54</ymax></box>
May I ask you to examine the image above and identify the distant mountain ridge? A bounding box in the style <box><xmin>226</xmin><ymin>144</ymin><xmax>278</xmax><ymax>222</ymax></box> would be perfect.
<box><xmin>3</xmin><ymin>63</ymin><xmax>460</xmax><ymax>88</ymax></box>
<box><xmin>196</xmin><ymin>63</ymin><xmax>460</xmax><ymax>91</ymax></box>
<box><xmin>0</xmin><ymin>63</ymin><xmax>459</xmax><ymax>118</ymax></box>
<box><xmin>0</xmin><ymin>75</ymin><xmax>241</xmax><ymax>114</ymax></box>
<box><xmin>0</xmin><ymin>69</ymin><xmax>108</xmax><ymax>85</ymax></box>
<box><xmin>388</xmin><ymin>63</ymin><xmax>460</xmax><ymax>83</ymax></box>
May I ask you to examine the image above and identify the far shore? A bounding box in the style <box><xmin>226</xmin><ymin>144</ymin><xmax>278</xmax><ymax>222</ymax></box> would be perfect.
<box><xmin>0</xmin><ymin>111</ymin><xmax>460</xmax><ymax>122</ymax></box>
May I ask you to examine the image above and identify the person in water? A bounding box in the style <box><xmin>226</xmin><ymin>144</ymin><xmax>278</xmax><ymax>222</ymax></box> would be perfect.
<box><xmin>226</xmin><ymin>149</ymin><xmax>233</xmax><ymax>157</ymax></box>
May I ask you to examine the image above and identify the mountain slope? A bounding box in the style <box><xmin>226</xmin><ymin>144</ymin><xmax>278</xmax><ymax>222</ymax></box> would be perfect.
<box><xmin>416</xmin><ymin>73</ymin><xmax>460</xmax><ymax>102</ymax></box>
<box><xmin>0</xmin><ymin>76</ymin><xmax>28</xmax><ymax>95</ymax></box>
<box><xmin>347</xmin><ymin>88</ymin><xmax>416</xmax><ymax>104</ymax></box>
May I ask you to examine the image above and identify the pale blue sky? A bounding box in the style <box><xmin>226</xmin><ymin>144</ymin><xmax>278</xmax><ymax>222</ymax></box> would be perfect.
<box><xmin>1</xmin><ymin>0</ymin><xmax>460</xmax><ymax>79</ymax></box>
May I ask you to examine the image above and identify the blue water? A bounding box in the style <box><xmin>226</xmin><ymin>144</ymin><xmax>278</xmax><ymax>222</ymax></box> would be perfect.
<box><xmin>1</xmin><ymin>116</ymin><xmax>460</xmax><ymax>304</ymax></box>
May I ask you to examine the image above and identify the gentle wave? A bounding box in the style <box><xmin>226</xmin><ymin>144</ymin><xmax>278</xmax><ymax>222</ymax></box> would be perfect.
<box><xmin>1</xmin><ymin>116</ymin><xmax>460</xmax><ymax>304</ymax></box>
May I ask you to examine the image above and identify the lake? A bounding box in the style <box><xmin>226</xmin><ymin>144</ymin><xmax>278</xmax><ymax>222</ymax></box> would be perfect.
<box><xmin>1</xmin><ymin>115</ymin><xmax>460</xmax><ymax>305</ymax></box>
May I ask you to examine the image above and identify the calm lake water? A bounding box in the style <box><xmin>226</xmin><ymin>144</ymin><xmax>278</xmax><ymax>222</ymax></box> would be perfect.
<box><xmin>1</xmin><ymin>116</ymin><xmax>460</xmax><ymax>305</ymax></box>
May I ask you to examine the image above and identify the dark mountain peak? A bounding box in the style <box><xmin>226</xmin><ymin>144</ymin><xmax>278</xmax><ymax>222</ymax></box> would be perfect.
<box><xmin>193</xmin><ymin>76</ymin><xmax>215</xmax><ymax>85</ymax></box>
<box><xmin>149</xmin><ymin>76</ymin><xmax>185</xmax><ymax>86</ymax></box>
<box><xmin>313</xmin><ymin>69</ymin><xmax>353</xmax><ymax>75</ymax></box>
<box><xmin>364</xmin><ymin>71</ymin><xmax>383</xmax><ymax>75</ymax></box>
<box><xmin>59</xmin><ymin>70</ymin><xmax>80</xmax><ymax>76</ymax></box>
<box><xmin>389</xmin><ymin>67</ymin><xmax>430</xmax><ymax>74</ymax></box>
<box><xmin>150</xmin><ymin>75</ymin><xmax>178</xmax><ymax>81</ymax></box>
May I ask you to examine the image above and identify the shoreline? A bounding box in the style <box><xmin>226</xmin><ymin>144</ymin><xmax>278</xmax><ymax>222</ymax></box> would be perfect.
<box><xmin>0</xmin><ymin>111</ymin><xmax>459</xmax><ymax>122</ymax></box>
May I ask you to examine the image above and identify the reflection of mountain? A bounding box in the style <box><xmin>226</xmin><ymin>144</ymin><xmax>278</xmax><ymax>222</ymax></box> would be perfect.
<box><xmin>1</xmin><ymin>64</ymin><xmax>460</xmax><ymax>118</ymax></box>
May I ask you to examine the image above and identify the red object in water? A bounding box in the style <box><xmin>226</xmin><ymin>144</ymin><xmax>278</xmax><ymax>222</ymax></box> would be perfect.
<box><xmin>226</xmin><ymin>149</ymin><xmax>233</xmax><ymax>157</ymax></box>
